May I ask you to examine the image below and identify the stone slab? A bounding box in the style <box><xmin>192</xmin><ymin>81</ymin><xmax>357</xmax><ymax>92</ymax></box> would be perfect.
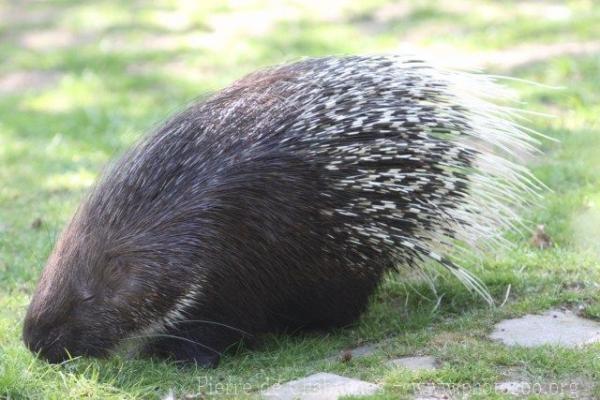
<box><xmin>387</xmin><ymin>356</ymin><xmax>437</xmax><ymax>371</ymax></box>
<box><xmin>261</xmin><ymin>372</ymin><xmax>379</xmax><ymax>400</ymax></box>
<box><xmin>326</xmin><ymin>343</ymin><xmax>377</xmax><ymax>362</ymax></box>
<box><xmin>494</xmin><ymin>381</ymin><xmax>530</xmax><ymax>396</ymax></box>
<box><xmin>348</xmin><ymin>343</ymin><xmax>377</xmax><ymax>358</ymax></box>
<box><xmin>490</xmin><ymin>309</ymin><xmax>600</xmax><ymax>347</ymax></box>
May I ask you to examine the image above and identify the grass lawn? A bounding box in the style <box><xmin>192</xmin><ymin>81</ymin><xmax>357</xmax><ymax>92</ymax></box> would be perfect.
<box><xmin>1</xmin><ymin>0</ymin><xmax>600</xmax><ymax>399</ymax></box>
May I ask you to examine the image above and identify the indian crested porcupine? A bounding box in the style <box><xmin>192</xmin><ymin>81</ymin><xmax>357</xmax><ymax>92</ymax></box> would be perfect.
<box><xmin>23</xmin><ymin>55</ymin><xmax>542</xmax><ymax>367</ymax></box>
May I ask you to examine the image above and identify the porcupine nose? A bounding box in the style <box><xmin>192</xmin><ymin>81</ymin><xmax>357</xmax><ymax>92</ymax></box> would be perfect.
<box><xmin>23</xmin><ymin>319</ymin><xmax>70</xmax><ymax>363</ymax></box>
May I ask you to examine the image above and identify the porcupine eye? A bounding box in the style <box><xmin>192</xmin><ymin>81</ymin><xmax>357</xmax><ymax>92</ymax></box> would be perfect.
<box><xmin>81</xmin><ymin>293</ymin><xmax>95</xmax><ymax>303</ymax></box>
<box><xmin>73</xmin><ymin>284</ymin><xmax>96</xmax><ymax>308</ymax></box>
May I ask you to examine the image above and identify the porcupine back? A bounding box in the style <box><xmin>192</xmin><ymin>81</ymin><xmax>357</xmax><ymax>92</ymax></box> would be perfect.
<box><xmin>261</xmin><ymin>55</ymin><xmax>541</xmax><ymax>301</ymax></box>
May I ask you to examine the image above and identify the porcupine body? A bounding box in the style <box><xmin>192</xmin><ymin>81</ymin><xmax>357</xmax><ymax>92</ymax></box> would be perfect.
<box><xmin>23</xmin><ymin>56</ymin><xmax>540</xmax><ymax>367</ymax></box>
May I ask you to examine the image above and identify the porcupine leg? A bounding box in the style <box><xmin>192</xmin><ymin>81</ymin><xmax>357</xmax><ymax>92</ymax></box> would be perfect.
<box><xmin>271</xmin><ymin>259</ymin><xmax>388</xmax><ymax>332</ymax></box>
<box><xmin>140</xmin><ymin>294</ymin><xmax>258</xmax><ymax>367</ymax></box>
<box><xmin>141</xmin><ymin>322</ymin><xmax>244</xmax><ymax>367</ymax></box>
<box><xmin>142</xmin><ymin>337</ymin><xmax>220</xmax><ymax>367</ymax></box>
<box><xmin>305</xmin><ymin>273</ymin><xmax>385</xmax><ymax>330</ymax></box>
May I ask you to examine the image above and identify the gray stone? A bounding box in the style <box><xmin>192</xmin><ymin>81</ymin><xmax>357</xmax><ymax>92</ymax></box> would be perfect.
<box><xmin>261</xmin><ymin>372</ymin><xmax>380</xmax><ymax>400</ymax></box>
<box><xmin>326</xmin><ymin>343</ymin><xmax>377</xmax><ymax>362</ymax></box>
<box><xmin>494</xmin><ymin>381</ymin><xmax>530</xmax><ymax>396</ymax></box>
<box><xmin>412</xmin><ymin>383</ymin><xmax>462</xmax><ymax>400</ymax></box>
<box><xmin>490</xmin><ymin>309</ymin><xmax>600</xmax><ymax>347</ymax></box>
<box><xmin>347</xmin><ymin>343</ymin><xmax>377</xmax><ymax>358</ymax></box>
<box><xmin>494</xmin><ymin>380</ymin><xmax>595</xmax><ymax>398</ymax></box>
<box><xmin>387</xmin><ymin>356</ymin><xmax>437</xmax><ymax>371</ymax></box>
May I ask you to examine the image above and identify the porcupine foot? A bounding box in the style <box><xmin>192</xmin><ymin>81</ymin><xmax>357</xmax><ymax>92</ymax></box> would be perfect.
<box><xmin>141</xmin><ymin>323</ymin><xmax>241</xmax><ymax>367</ymax></box>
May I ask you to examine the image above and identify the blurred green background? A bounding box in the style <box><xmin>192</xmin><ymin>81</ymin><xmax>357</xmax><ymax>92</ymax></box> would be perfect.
<box><xmin>1</xmin><ymin>1</ymin><xmax>600</xmax><ymax>399</ymax></box>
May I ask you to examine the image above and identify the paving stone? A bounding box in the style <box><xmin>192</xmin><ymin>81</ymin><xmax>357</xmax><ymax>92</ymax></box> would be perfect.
<box><xmin>387</xmin><ymin>356</ymin><xmax>437</xmax><ymax>371</ymax></box>
<box><xmin>494</xmin><ymin>380</ymin><xmax>595</xmax><ymax>398</ymax></box>
<box><xmin>261</xmin><ymin>372</ymin><xmax>380</xmax><ymax>400</ymax></box>
<box><xmin>326</xmin><ymin>343</ymin><xmax>378</xmax><ymax>362</ymax></box>
<box><xmin>494</xmin><ymin>381</ymin><xmax>530</xmax><ymax>396</ymax></box>
<box><xmin>412</xmin><ymin>383</ymin><xmax>463</xmax><ymax>400</ymax></box>
<box><xmin>490</xmin><ymin>309</ymin><xmax>600</xmax><ymax>347</ymax></box>
<box><xmin>347</xmin><ymin>343</ymin><xmax>377</xmax><ymax>357</ymax></box>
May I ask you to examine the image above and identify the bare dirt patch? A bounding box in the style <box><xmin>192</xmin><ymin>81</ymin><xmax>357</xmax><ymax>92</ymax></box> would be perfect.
<box><xmin>471</xmin><ymin>41</ymin><xmax>600</xmax><ymax>71</ymax></box>
<box><xmin>19</xmin><ymin>28</ymin><xmax>81</xmax><ymax>50</ymax></box>
<box><xmin>388</xmin><ymin>41</ymin><xmax>600</xmax><ymax>72</ymax></box>
<box><xmin>0</xmin><ymin>3</ymin><xmax>58</xmax><ymax>27</ymax></box>
<box><xmin>0</xmin><ymin>71</ymin><xmax>61</xmax><ymax>95</ymax></box>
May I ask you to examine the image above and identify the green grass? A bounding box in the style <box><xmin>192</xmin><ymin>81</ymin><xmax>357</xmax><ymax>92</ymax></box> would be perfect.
<box><xmin>1</xmin><ymin>0</ymin><xmax>600</xmax><ymax>399</ymax></box>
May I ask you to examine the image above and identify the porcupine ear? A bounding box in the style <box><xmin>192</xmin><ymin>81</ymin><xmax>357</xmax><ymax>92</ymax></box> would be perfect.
<box><xmin>412</xmin><ymin>64</ymin><xmax>550</xmax><ymax>305</ymax></box>
<box><xmin>98</xmin><ymin>250</ymin><xmax>149</xmax><ymax>300</ymax></box>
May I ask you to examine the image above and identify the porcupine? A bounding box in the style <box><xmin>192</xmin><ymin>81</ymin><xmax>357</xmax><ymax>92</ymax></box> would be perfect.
<box><xmin>23</xmin><ymin>55</ymin><xmax>542</xmax><ymax>367</ymax></box>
